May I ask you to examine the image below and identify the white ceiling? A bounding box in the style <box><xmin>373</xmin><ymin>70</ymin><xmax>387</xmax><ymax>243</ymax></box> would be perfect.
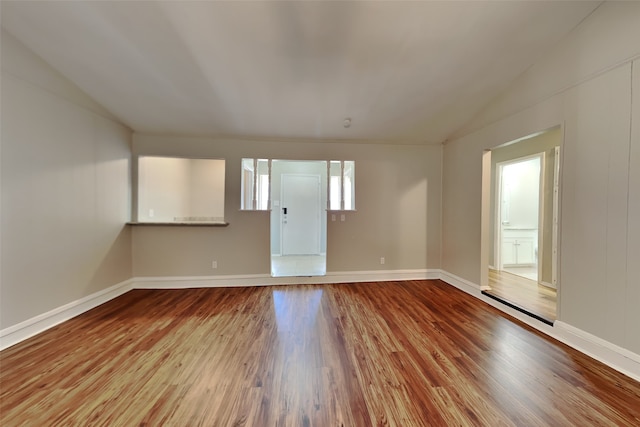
<box><xmin>1</xmin><ymin>1</ymin><xmax>600</xmax><ymax>145</ymax></box>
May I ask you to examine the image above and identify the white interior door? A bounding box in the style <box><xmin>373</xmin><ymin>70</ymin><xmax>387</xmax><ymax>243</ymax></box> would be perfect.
<box><xmin>281</xmin><ymin>174</ymin><xmax>321</xmax><ymax>255</ymax></box>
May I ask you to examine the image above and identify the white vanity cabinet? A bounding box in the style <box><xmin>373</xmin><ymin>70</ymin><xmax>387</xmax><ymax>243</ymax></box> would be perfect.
<box><xmin>502</xmin><ymin>229</ymin><xmax>537</xmax><ymax>267</ymax></box>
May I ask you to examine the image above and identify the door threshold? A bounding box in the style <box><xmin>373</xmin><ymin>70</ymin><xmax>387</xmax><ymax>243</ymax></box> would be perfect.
<box><xmin>481</xmin><ymin>290</ymin><xmax>555</xmax><ymax>326</ymax></box>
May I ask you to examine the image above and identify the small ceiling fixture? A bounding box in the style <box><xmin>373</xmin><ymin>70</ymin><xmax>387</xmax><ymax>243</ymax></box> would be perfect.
<box><xmin>343</xmin><ymin>118</ymin><xmax>351</xmax><ymax>128</ymax></box>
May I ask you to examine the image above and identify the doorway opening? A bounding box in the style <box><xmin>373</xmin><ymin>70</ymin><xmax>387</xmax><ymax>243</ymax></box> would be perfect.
<box><xmin>496</xmin><ymin>154</ymin><xmax>542</xmax><ymax>281</ymax></box>
<box><xmin>481</xmin><ymin>127</ymin><xmax>561</xmax><ymax>324</ymax></box>
<box><xmin>270</xmin><ymin>160</ymin><xmax>327</xmax><ymax>277</ymax></box>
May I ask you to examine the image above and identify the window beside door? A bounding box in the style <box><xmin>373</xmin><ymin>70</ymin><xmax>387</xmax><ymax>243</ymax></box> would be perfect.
<box><xmin>241</xmin><ymin>158</ymin><xmax>270</xmax><ymax>211</ymax></box>
<box><xmin>241</xmin><ymin>158</ymin><xmax>355</xmax><ymax>211</ymax></box>
<box><xmin>329</xmin><ymin>160</ymin><xmax>355</xmax><ymax>210</ymax></box>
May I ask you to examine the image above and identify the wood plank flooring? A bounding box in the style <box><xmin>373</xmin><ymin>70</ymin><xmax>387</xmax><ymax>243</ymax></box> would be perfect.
<box><xmin>487</xmin><ymin>269</ymin><xmax>557</xmax><ymax>323</ymax></box>
<box><xmin>1</xmin><ymin>280</ymin><xmax>638</xmax><ymax>426</ymax></box>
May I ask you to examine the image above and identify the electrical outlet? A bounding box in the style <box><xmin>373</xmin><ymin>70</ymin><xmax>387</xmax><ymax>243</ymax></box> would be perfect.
<box><xmin>331</xmin><ymin>214</ymin><xmax>336</xmax><ymax>221</ymax></box>
<box><xmin>341</xmin><ymin>214</ymin><xmax>345</xmax><ymax>222</ymax></box>
<box><xmin>211</xmin><ymin>260</ymin><xmax>218</xmax><ymax>269</ymax></box>
<box><xmin>149</xmin><ymin>209</ymin><xmax>154</xmax><ymax>218</ymax></box>
<box><xmin>380</xmin><ymin>257</ymin><xmax>385</xmax><ymax>265</ymax></box>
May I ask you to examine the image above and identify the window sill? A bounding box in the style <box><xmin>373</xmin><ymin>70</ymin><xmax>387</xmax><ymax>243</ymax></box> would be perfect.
<box><xmin>127</xmin><ymin>221</ymin><xmax>229</xmax><ymax>227</ymax></box>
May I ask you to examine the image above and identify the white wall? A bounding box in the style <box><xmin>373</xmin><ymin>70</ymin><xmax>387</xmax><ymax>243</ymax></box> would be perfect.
<box><xmin>132</xmin><ymin>134</ymin><xmax>442</xmax><ymax>277</ymax></box>
<box><xmin>0</xmin><ymin>31</ymin><xmax>132</xmax><ymax>329</ymax></box>
<box><xmin>442</xmin><ymin>3</ymin><xmax>640</xmax><ymax>355</ymax></box>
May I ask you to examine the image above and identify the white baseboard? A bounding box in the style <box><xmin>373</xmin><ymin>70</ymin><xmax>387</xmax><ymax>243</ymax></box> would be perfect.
<box><xmin>554</xmin><ymin>321</ymin><xmax>640</xmax><ymax>382</ymax></box>
<box><xmin>133</xmin><ymin>269</ymin><xmax>439</xmax><ymax>289</ymax></box>
<box><xmin>0</xmin><ymin>278</ymin><xmax>133</xmax><ymax>351</ymax></box>
<box><xmin>437</xmin><ymin>270</ymin><xmax>485</xmax><ymax>294</ymax></box>
<box><xmin>438</xmin><ymin>270</ymin><xmax>640</xmax><ymax>382</ymax></box>
<box><xmin>540</xmin><ymin>281</ymin><xmax>556</xmax><ymax>290</ymax></box>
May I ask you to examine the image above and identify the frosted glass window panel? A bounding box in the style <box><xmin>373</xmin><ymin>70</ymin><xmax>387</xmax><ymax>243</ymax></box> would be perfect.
<box><xmin>241</xmin><ymin>158</ymin><xmax>254</xmax><ymax>210</ymax></box>
<box><xmin>329</xmin><ymin>161</ymin><xmax>342</xmax><ymax>210</ymax></box>
<box><xmin>138</xmin><ymin>156</ymin><xmax>225</xmax><ymax>223</ymax></box>
<box><xmin>241</xmin><ymin>158</ymin><xmax>270</xmax><ymax>210</ymax></box>
<box><xmin>258</xmin><ymin>174</ymin><xmax>269</xmax><ymax>210</ymax></box>
<box><xmin>257</xmin><ymin>159</ymin><xmax>270</xmax><ymax>210</ymax></box>
<box><xmin>328</xmin><ymin>160</ymin><xmax>355</xmax><ymax>210</ymax></box>
<box><xmin>344</xmin><ymin>160</ymin><xmax>355</xmax><ymax>210</ymax></box>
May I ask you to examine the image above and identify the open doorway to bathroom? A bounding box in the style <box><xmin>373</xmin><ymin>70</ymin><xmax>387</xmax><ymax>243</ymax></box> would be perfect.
<box><xmin>496</xmin><ymin>154</ymin><xmax>542</xmax><ymax>281</ymax></box>
<box><xmin>482</xmin><ymin>127</ymin><xmax>561</xmax><ymax>324</ymax></box>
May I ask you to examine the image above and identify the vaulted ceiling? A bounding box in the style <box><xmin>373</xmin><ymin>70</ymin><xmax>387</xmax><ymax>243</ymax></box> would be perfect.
<box><xmin>1</xmin><ymin>1</ymin><xmax>601</xmax><ymax>144</ymax></box>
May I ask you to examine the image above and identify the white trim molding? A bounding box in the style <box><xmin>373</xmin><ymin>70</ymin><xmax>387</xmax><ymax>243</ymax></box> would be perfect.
<box><xmin>133</xmin><ymin>269</ymin><xmax>439</xmax><ymax>289</ymax></box>
<box><xmin>540</xmin><ymin>281</ymin><xmax>556</xmax><ymax>290</ymax></box>
<box><xmin>0</xmin><ymin>279</ymin><xmax>134</xmax><ymax>351</ymax></box>
<box><xmin>438</xmin><ymin>270</ymin><xmax>640</xmax><ymax>382</ymax></box>
<box><xmin>439</xmin><ymin>270</ymin><xmax>490</xmax><ymax>292</ymax></box>
<box><xmin>554</xmin><ymin>321</ymin><xmax>640</xmax><ymax>382</ymax></box>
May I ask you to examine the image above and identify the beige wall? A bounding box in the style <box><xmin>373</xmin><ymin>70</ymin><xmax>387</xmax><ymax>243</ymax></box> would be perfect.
<box><xmin>0</xmin><ymin>31</ymin><xmax>132</xmax><ymax>329</ymax></box>
<box><xmin>443</xmin><ymin>3</ymin><xmax>640</xmax><ymax>355</ymax></box>
<box><xmin>132</xmin><ymin>135</ymin><xmax>442</xmax><ymax>277</ymax></box>
<box><xmin>189</xmin><ymin>159</ymin><xmax>225</xmax><ymax>220</ymax></box>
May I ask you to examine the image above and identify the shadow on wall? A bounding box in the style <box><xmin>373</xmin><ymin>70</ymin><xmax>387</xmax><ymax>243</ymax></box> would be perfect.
<box><xmin>87</xmin><ymin>226</ymin><xmax>132</xmax><ymax>294</ymax></box>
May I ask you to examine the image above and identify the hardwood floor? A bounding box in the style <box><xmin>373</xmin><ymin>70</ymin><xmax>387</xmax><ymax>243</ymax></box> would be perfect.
<box><xmin>271</xmin><ymin>255</ymin><xmax>326</xmax><ymax>277</ymax></box>
<box><xmin>486</xmin><ymin>269</ymin><xmax>557</xmax><ymax>323</ymax></box>
<box><xmin>1</xmin><ymin>280</ymin><xmax>638</xmax><ymax>426</ymax></box>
